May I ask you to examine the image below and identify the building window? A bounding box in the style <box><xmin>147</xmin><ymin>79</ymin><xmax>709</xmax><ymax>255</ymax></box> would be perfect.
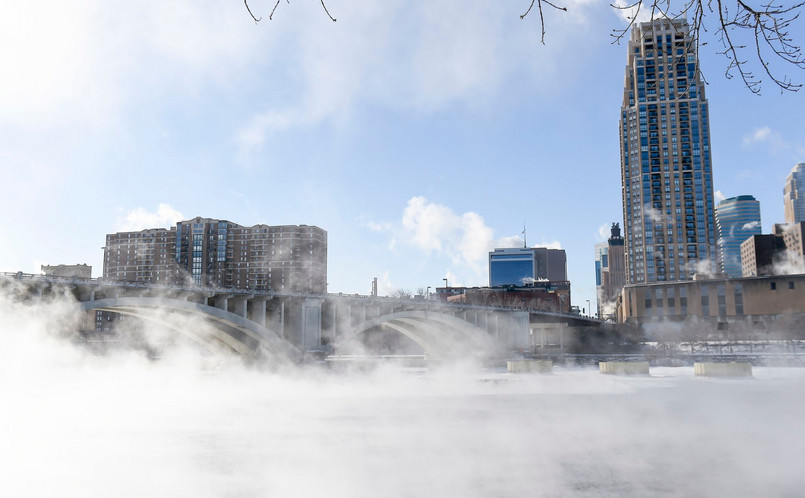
<box><xmin>700</xmin><ymin>285</ymin><xmax>709</xmax><ymax>316</ymax></box>
<box><xmin>734</xmin><ymin>284</ymin><xmax>744</xmax><ymax>316</ymax></box>
<box><xmin>789</xmin><ymin>281</ymin><xmax>795</xmax><ymax>290</ymax></box>
<box><xmin>771</xmin><ymin>282</ymin><xmax>777</xmax><ymax>290</ymax></box>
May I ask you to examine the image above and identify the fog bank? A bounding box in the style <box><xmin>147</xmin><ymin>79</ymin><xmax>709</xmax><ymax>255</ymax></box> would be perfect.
<box><xmin>2</xmin><ymin>294</ymin><xmax>805</xmax><ymax>497</ymax></box>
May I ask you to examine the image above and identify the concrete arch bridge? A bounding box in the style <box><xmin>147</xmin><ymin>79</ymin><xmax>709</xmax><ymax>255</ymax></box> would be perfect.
<box><xmin>1</xmin><ymin>274</ymin><xmax>601</xmax><ymax>362</ymax></box>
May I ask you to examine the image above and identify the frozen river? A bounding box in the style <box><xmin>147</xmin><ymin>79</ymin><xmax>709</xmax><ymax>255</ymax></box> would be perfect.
<box><xmin>3</xmin><ymin>298</ymin><xmax>805</xmax><ymax>497</ymax></box>
<box><xmin>3</xmin><ymin>353</ymin><xmax>805</xmax><ymax>498</ymax></box>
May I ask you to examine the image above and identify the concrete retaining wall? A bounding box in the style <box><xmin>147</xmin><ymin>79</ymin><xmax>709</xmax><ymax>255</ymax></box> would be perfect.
<box><xmin>694</xmin><ymin>362</ymin><xmax>752</xmax><ymax>377</ymax></box>
<box><xmin>599</xmin><ymin>361</ymin><xmax>650</xmax><ymax>375</ymax></box>
<box><xmin>507</xmin><ymin>360</ymin><xmax>553</xmax><ymax>374</ymax></box>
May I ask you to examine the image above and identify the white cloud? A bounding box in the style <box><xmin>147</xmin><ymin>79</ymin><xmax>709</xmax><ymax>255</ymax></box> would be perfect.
<box><xmin>379</xmin><ymin>196</ymin><xmax>563</xmax><ymax>286</ymax></box>
<box><xmin>715</xmin><ymin>190</ymin><xmax>726</xmax><ymax>203</ymax></box>
<box><xmin>742</xmin><ymin>126</ymin><xmax>788</xmax><ymax>153</ymax></box>
<box><xmin>116</xmin><ymin>204</ymin><xmax>184</xmax><ymax>232</ymax></box>
<box><xmin>365</xmin><ymin>221</ymin><xmax>393</xmax><ymax>232</ymax></box>
<box><xmin>234</xmin><ymin>0</ymin><xmax>604</xmax><ymax>157</ymax></box>
<box><xmin>741</xmin><ymin>221</ymin><xmax>760</xmax><ymax>231</ymax></box>
<box><xmin>398</xmin><ymin>197</ymin><xmax>494</xmax><ymax>274</ymax></box>
<box><xmin>0</xmin><ymin>0</ymin><xmax>273</xmax><ymax>128</ymax></box>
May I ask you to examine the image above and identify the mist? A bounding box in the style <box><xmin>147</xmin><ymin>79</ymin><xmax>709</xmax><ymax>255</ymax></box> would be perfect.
<box><xmin>2</xmin><ymin>288</ymin><xmax>805</xmax><ymax>497</ymax></box>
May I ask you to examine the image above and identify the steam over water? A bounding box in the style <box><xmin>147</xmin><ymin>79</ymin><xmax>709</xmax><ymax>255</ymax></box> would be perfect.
<box><xmin>3</xmin><ymin>299</ymin><xmax>805</xmax><ymax>497</ymax></box>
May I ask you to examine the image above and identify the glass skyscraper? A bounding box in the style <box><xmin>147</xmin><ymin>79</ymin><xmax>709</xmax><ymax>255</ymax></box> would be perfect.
<box><xmin>784</xmin><ymin>163</ymin><xmax>805</xmax><ymax>224</ymax></box>
<box><xmin>715</xmin><ymin>195</ymin><xmax>762</xmax><ymax>278</ymax></box>
<box><xmin>619</xmin><ymin>19</ymin><xmax>717</xmax><ymax>284</ymax></box>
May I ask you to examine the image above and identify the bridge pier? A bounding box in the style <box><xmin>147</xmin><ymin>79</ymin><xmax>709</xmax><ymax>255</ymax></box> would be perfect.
<box><xmin>531</xmin><ymin>322</ymin><xmax>567</xmax><ymax>354</ymax></box>
<box><xmin>214</xmin><ymin>294</ymin><xmax>232</xmax><ymax>311</ymax></box>
<box><xmin>300</xmin><ymin>297</ymin><xmax>323</xmax><ymax>351</ymax></box>
<box><xmin>249</xmin><ymin>297</ymin><xmax>270</xmax><ymax>327</ymax></box>
<box><xmin>231</xmin><ymin>295</ymin><xmax>251</xmax><ymax>318</ymax></box>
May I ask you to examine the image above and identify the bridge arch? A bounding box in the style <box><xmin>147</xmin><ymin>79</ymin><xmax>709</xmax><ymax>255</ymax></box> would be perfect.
<box><xmin>338</xmin><ymin>310</ymin><xmax>501</xmax><ymax>359</ymax></box>
<box><xmin>82</xmin><ymin>297</ymin><xmax>301</xmax><ymax>363</ymax></box>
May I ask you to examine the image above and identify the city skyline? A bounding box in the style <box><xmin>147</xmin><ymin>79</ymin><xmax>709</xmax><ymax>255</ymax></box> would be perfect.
<box><xmin>1</xmin><ymin>2</ymin><xmax>804</xmax><ymax>316</ymax></box>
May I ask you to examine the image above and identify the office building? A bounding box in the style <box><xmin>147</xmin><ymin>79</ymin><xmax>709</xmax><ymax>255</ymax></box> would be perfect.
<box><xmin>781</xmin><ymin>221</ymin><xmax>805</xmax><ymax>271</ymax></box>
<box><xmin>784</xmin><ymin>163</ymin><xmax>805</xmax><ymax>224</ymax></box>
<box><xmin>619</xmin><ymin>19</ymin><xmax>717</xmax><ymax>284</ymax></box>
<box><xmin>596</xmin><ymin>223</ymin><xmax>627</xmax><ymax>317</ymax></box>
<box><xmin>740</xmin><ymin>222</ymin><xmax>805</xmax><ymax>277</ymax></box>
<box><xmin>715</xmin><ymin>195</ymin><xmax>762</xmax><ymax>277</ymax></box>
<box><xmin>103</xmin><ymin>217</ymin><xmax>327</xmax><ymax>294</ymax></box>
<box><xmin>595</xmin><ymin>242</ymin><xmax>606</xmax><ymax>287</ymax></box>
<box><xmin>741</xmin><ymin>234</ymin><xmax>785</xmax><ymax>277</ymax></box>
<box><xmin>489</xmin><ymin>247</ymin><xmax>567</xmax><ymax>287</ymax></box>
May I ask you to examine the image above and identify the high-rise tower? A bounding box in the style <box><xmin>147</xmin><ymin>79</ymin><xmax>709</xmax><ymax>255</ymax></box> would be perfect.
<box><xmin>715</xmin><ymin>195</ymin><xmax>762</xmax><ymax>278</ymax></box>
<box><xmin>619</xmin><ymin>19</ymin><xmax>717</xmax><ymax>284</ymax></box>
<box><xmin>784</xmin><ymin>163</ymin><xmax>805</xmax><ymax>224</ymax></box>
<box><xmin>595</xmin><ymin>223</ymin><xmax>626</xmax><ymax>318</ymax></box>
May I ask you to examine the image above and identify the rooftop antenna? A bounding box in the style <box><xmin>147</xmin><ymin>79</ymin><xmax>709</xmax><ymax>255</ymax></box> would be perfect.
<box><xmin>522</xmin><ymin>222</ymin><xmax>527</xmax><ymax>248</ymax></box>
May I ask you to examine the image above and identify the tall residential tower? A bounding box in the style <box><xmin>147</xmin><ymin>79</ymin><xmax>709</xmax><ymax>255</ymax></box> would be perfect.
<box><xmin>619</xmin><ymin>19</ymin><xmax>717</xmax><ymax>284</ymax></box>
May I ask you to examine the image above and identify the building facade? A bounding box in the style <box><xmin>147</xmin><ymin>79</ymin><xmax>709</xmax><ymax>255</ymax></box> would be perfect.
<box><xmin>715</xmin><ymin>195</ymin><xmax>762</xmax><ymax>278</ymax></box>
<box><xmin>619</xmin><ymin>19</ymin><xmax>717</xmax><ymax>285</ymax></box>
<box><xmin>741</xmin><ymin>234</ymin><xmax>785</xmax><ymax>277</ymax></box>
<box><xmin>41</xmin><ymin>264</ymin><xmax>92</xmax><ymax>279</ymax></box>
<box><xmin>740</xmin><ymin>222</ymin><xmax>805</xmax><ymax>277</ymax></box>
<box><xmin>446</xmin><ymin>283</ymin><xmax>572</xmax><ymax>314</ymax></box>
<box><xmin>103</xmin><ymin>217</ymin><xmax>327</xmax><ymax>294</ymax></box>
<box><xmin>618</xmin><ymin>274</ymin><xmax>805</xmax><ymax>328</ymax></box>
<box><xmin>784</xmin><ymin>163</ymin><xmax>805</xmax><ymax>224</ymax></box>
<box><xmin>489</xmin><ymin>247</ymin><xmax>567</xmax><ymax>287</ymax></box>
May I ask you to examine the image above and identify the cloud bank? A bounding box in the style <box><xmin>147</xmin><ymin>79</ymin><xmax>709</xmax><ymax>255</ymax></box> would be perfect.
<box><xmin>116</xmin><ymin>204</ymin><xmax>184</xmax><ymax>232</ymax></box>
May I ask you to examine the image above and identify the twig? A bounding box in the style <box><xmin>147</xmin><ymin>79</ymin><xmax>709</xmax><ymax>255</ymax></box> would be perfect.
<box><xmin>245</xmin><ymin>0</ymin><xmax>261</xmax><ymax>23</ymax></box>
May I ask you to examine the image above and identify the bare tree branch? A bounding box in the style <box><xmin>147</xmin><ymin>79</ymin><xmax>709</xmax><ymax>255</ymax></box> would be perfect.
<box><xmin>246</xmin><ymin>0</ymin><xmax>337</xmax><ymax>23</ymax></box>
<box><xmin>606</xmin><ymin>0</ymin><xmax>805</xmax><ymax>93</ymax></box>
<box><xmin>242</xmin><ymin>0</ymin><xmax>804</xmax><ymax>94</ymax></box>
<box><xmin>245</xmin><ymin>0</ymin><xmax>262</xmax><ymax>23</ymax></box>
<box><xmin>320</xmin><ymin>0</ymin><xmax>337</xmax><ymax>22</ymax></box>
<box><xmin>520</xmin><ymin>0</ymin><xmax>568</xmax><ymax>44</ymax></box>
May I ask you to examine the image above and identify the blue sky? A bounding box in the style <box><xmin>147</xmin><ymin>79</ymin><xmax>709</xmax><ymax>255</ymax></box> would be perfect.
<box><xmin>1</xmin><ymin>1</ymin><xmax>803</xmax><ymax>314</ymax></box>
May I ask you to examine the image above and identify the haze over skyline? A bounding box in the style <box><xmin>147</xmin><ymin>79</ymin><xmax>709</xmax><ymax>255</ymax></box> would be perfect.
<box><xmin>1</xmin><ymin>1</ymin><xmax>803</xmax><ymax>314</ymax></box>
